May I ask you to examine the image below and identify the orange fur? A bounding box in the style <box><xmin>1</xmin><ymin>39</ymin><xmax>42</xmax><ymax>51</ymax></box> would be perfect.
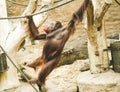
<box><xmin>27</xmin><ymin>0</ymin><xmax>89</xmax><ymax>91</ymax></box>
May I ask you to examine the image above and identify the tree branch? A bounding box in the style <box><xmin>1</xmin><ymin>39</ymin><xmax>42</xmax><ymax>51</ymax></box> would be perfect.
<box><xmin>87</xmin><ymin>0</ymin><xmax>94</xmax><ymax>28</ymax></box>
<box><xmin>22</xmin><ymin>0</ymin><xmax>38</xmax><ymax>15</ymax></box>
<box><xmin>94</xmin><ymin>0</ymin><xmax>112</xmax><ymax>27</ymax></box>
<box><xmin>5</xmin><ymin>0</ymin><xmax>47</xmax><ymax>54</ymax></box>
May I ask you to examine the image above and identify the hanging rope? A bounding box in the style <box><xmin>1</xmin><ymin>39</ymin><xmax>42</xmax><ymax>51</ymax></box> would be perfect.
<box><xmin>0</xmin><ymin>0</ymin><xmax>73</xmax><ymax>20</ymax></box>
<box><xmin>0</xmin><ymin>45</ymin><xmax>40</xmax><ymax>92</ymax></box>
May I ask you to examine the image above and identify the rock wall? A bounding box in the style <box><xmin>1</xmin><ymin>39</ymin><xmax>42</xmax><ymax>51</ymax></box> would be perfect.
<box><xmin>104</xmin><ymin>0</ymin><xmax>120</xmax><ymax>36</ymax></box>
<box><xmin>77</xmin><ymin>70</ymin><xmax>120</xmax><ymax>92</ymax></box>
<box><xmin>6</xmin><ymin>0</ymin><xmax>28</xmax><ymax>16</ymax></box>
<box><xmin>6</xmin><ymin>0</ymin><xmax>120</xmax><ymax>33</ymax></box>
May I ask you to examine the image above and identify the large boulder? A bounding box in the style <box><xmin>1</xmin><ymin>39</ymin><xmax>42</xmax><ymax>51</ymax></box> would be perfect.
<box><xmin>59</xmin><ymin>36</ymin><xmax>88</xmax><ymax>66</ymax></box>
<box><xmin>77</xmin><ymin>70</ymin><xmax>120</xmax><ymax>92</ymax></box>
<box><xmin>45</xmin><ymin>59</ymin><xmax>89</xmax><ymax>92</ymax></box>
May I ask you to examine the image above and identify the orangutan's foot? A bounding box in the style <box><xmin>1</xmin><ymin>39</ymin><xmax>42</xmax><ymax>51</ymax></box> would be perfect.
<box><xmin>26</xmin><ymin>63</ymin><xmax>35</xmax><ymax>69</ymax></box>
<box><xmin>29</xmin><ymin>78</ymin><xmax>42</xmax><ymax>86</ymax></box>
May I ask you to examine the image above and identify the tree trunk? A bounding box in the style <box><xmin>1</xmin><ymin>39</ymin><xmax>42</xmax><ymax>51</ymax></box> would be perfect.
<box><xmin>0</xmin><ymin>0</ymin><xmax>50</xmax><ymax>91</ymax></box>
<box><xmin>0</xmin><ymin>0</ymin><xmax>10</xmax><ymax>47</ymax></box>
<box><xmin>86</xmin><ymin>0</ymin><xmax>112</xmax><ymax>73</ymax></box>
<box><xmin>0</xmin><ymin>0</ymin><xmax>20</xmax><ymax>91</ymax></box>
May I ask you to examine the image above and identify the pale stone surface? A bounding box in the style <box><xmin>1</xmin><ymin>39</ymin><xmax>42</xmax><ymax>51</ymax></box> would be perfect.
<box><xmin>45</xmin><ymin>59</ymin><xmax>89</xmax><ymax>92</ymax></box>
<box><xmin>0</xmin><ymin>59</ymin><xmax>89</xmax><ymax>92</ymax></box>
<box><xmin>1</xmin><ymin>82</ymin><xmax>39</xmax><ymax>92</ymax></box>
<box><xmin>77</xmin><ymin>70</ymin><xmax>120</xmax><ymax>92</ymax></box>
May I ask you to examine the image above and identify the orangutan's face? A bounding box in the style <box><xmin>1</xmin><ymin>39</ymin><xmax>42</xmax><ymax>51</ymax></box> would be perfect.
<box><xmin>43</xmin><ymin>21</ymin><xmax>62</xmax><ymax>34</ymax></box>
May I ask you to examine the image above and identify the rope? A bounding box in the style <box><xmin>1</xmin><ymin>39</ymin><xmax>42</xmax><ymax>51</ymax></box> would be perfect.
<box><xmin>0</xmin><ymin>45</ymin><xmax>40</xmax><ymax>92</ymax></box>
<box><xmin>0</xmin><ymin>0</ymin><xmax>73</xmax><ymax>20</ymax></box>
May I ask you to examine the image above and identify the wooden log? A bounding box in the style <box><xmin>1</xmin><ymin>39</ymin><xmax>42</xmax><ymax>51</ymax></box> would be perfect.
<box><xmin>0</xmin><ymin>0</ymin><xmax>20</xmax><ymax>91</ymax></box>
<box><xmin>59</xmin><ymin>37</ymin><xmax>88</xmax><ymax>66</ymax></box>
<box><xmin>0</xmin><ymin>0</ymin><xmax>48</xmax><ymax>91</ymax></box>
<box><xmin>86</xmin><ymin>0</ymin><xmax>112</xmax><ymax>73</ymax></box>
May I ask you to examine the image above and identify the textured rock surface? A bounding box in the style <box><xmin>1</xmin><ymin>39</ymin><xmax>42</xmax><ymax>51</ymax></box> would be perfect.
<box><xmin>105</xmin><ymin>0</ymin><xmax>120</xmax><ymax>37</ymax></box>
<box><xmin>77</xmin><ymin>70</ymin><xmax>120</xmax><ymax>92</ymax></box>
<box><xmin>0</xmin><ymin>59</ymin><xmax>90</xmax><ymax>92</ymax></box>
<box><xmin>59</xmin><ymin>36</ymin><xmax>88</xmax><ymax>65</ymax></box>
<box><xmin>45</xmin><ymin>59</ymin><xmax>89</xmax><ymax>92</ymax></box>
